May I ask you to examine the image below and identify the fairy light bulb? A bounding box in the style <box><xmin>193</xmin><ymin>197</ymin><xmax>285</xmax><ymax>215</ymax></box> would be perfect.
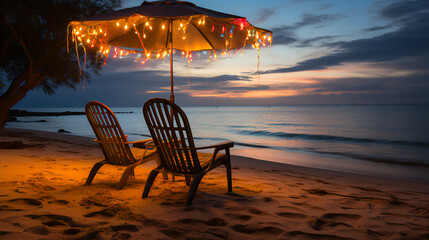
<box><xmin>145</xmin><ymin>22</ymin><xmax>149</xmax><ymax>26</ymax></box>
<box><xmin>162</xmin><ymin>24</ymin><xmax>165</xmax><ymax>30</ymax></box>
<box><xmin>116</xmin><ymin>22</ymin><xmax>119</xmax><ymax>27</ymax></box>
<box><xmin>143</xmin><ymin>34</ymin><xmax>146</xmax><ymax>38</ymax></box>
<box><xmin>124</xmin><ymin>24</ymin><xmax>128</xmax><ymax>30</ymax></box>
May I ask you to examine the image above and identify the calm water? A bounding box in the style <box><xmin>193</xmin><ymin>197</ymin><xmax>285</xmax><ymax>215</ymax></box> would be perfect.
<box><xmin>6</xmin><ymin>104</ymin><xmax>429</xmax><ymax>181</ymax></box>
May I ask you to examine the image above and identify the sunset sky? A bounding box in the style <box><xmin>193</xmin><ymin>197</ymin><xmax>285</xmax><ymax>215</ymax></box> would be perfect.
<box><xmin>17</xmin><ymin>0</ymin><xmax>429</xmax><ymax>107</ymax></box>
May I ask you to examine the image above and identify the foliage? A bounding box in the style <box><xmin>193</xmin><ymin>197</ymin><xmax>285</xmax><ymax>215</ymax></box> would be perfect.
<box><xmin>0</xmin><ymin>0</ymin><xmax>121</xmax><ymax>94</ymax></box>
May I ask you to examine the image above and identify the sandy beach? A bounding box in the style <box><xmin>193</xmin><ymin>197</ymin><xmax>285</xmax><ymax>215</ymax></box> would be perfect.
<box><xmin>0</xmin><ymin>128</ymin><xmax>428</xmax><ymax>239</ymax></box>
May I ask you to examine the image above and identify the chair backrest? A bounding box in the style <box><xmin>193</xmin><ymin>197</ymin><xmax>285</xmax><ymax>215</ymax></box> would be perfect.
<box><xmin>143</xmin><ymin>98</ymin><xmax>201</xmax><ymax>174</ymax></box>
<box><xmin>85</xmin><ymin>101</ymin><xmax>135</xmax><ymax>166</ymax></box>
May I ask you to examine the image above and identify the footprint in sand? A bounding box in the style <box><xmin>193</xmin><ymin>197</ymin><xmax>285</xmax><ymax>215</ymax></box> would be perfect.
<box><xmin>224</xmin><ymin>213</ymin><xmax>252</xmax><ymax>221</ymax></box>
<box><xmin>277</xmin><ymin>212</ymin><xmax>307</xmax><ymax>219</ymax></box>
<box><xmin>0</xmin><ymin>205</ymin><xmax>24</xmax><ymax>211</ymax></box>
<box><xmin>311</xmin><ymin>213</ymin><xmax>361</xmax><ymax>231</ymax></box>
<box><xmin>285</xmin><ymin>230</ymin><xmax>352</xmax><ymax>240</ymax></box>
<box><xmin>111</xmin><ymin>224</ymin><xmax>139</xmax><ymax>232</ymax></box>
<box><xmin>246</xmin><ymin>207</ymin><xmax>267</xmax><ymax>215</ymax></box>
<box><xmin>25</xmin><ymin>214</ymin><xmax>90</xmax><ymax>228</ymax></box>
<box><xmin>62</xmin><ymin>228</ymin><xmax>81</xmax><ymax>235</ymax></box>
<box><xmin>42</xmin><ymin>220</ymin><xmax>68</xmax><ymax>227</ymax></box>
<box><xmin>231</xmin><ymin>224</ymin><xmax>284</xmax><ymax>236</ymax></box>
<box><xmin>160</xmin><ymin>229</ymin><xmax>186</xmax><ymax>239</ymax></box>
<box><xmin>52</xmin><ymin>199</ymin><xmax>69</xmax><ymax>205</ymax></box>
<box><xmin>8</xmin><ymin>198</ymin><xmax>42</xmax><ymax>207</ymax></box>
<box><xmin>178</xmin><ymin>218</ymin><xmax>227</xmax><ymax>227</ymax></box>
<box><xmin>24</xmin><ymin>225</ymin><xmax>49</xmax><ymax>236</ymax></box>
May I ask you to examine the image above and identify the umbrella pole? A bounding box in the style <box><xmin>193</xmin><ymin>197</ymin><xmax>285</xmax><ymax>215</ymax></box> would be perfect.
<box><xmin>169</xmin><ymin>20</ymin><xmax>174</xmax><ymax>103</ymax></box>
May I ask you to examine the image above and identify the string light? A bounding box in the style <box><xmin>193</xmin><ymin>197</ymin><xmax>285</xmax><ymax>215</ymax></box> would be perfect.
<box><xmin>70</xmin><ymin>17</ymin><xmax>271</xmax><ymax>82</ymax></box>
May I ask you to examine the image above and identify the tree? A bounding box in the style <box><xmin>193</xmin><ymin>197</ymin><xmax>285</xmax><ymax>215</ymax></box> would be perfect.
<box><xmin>0</xmin><ymin>0</ymin><xmax>120</xmax><ymax>131</ymax></box>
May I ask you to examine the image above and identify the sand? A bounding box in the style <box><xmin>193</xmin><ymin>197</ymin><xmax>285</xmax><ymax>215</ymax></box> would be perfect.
<box><xmin>0</xmin><ymin>128</ymin><xmax>428</xmax><ymax>240</ymax></box>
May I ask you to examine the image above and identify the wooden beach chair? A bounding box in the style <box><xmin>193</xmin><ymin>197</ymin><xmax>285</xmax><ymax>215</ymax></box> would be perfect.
<box><xmin>141</xmin><ymin>98</ymin><xmax>234</xmax><ymax>205</ymax></box>
<box><xmin>85</xmin><ymin>101</ymin><xmax>157</xmax><ymax>190</ymax></box>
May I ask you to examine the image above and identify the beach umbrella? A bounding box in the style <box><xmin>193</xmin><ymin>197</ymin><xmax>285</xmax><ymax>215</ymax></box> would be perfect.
<box><xmin>68</xmin><ymin>0</ymin><xmax>272</xmax><ymax>102</ymax></box>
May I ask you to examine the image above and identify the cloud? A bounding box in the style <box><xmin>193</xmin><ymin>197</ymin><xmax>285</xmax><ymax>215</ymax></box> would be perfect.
<box><xmin>379</xmin><ymin>0</ymin><xmax>429</xmax><ymax>19</ymax></box>
<box><xmin>253</xmin><ymin>8</ymin><xmax>277</xmax><ymax>24</ymax></box>
<box><xmin>297</xmin><ymin>35</ymin><xmax>338</xmax><ymax>47</ymax></box>
<box><xmin>272</xmin><ymin>13</ymin><xmax>344</xmax><ymax>46</ymax></box>
<box><xmin>294</xmin><ymin>13</ymin><xmax>345</xmax><ymax>29</ymax></box>
<box><xmin>263</xmin><ymin>10</ymin><xmax>429</xmax><ymax>74</ymax></box>
<box><xmin>363</xmin><ymin>25</ymin><xmax>392</xmax><ymax>32</ymax></box>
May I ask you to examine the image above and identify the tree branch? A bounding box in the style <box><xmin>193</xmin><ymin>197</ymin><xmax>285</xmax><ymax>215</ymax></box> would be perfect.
<box><xmin>6</xmin><ymin>22</ymin><xmax>33</xmax><ymax>67</ymax></box>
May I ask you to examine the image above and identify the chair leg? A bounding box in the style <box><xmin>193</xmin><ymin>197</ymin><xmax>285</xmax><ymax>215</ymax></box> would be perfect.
<box><xmin>117</xmin><ymin>163</ymin><xmax>139</xmax><ymax>190</ymax></box>
<box><xmin>225</xmin><ymin>149</ymin><xmax>232</xmax><ymax>192</ymax></box>
<box><xmin>162</xmin><ymin>173</ymin><xmax>169</xmax><ymax>181</ymax></box>
<box><xmin>85</xmin><ymin>161</ymin><xmax>105</xmax><ymax>185</ymax></box>
<box><xmin>186</xmin><ymin>172</ymin><xmax>206</xmax><ymax>206</ymax></box>
<box><xmin>142</xmin><ymin>170</ymin><xmax>160</xmax><ymax>198</ymax></box>
<box><xmin>185</xmin><ymin>176</ymin><xmax>191</xmax><ymax>186</ymax></box>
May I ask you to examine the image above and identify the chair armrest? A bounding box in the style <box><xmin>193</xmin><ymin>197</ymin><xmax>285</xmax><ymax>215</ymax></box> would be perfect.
<box><xmin>93</xmin><ymin>138</ymin><xmax>152</xmax><ymax>146</ymax></box>
<box><xmin>180</xmin><ymin>141</ymin><xmax>234</xmax><ymax>150</ymax></box>
<box><xmin>144</xmin><ymin>140</ymin><xmax>156</xmax><ymax>150</ymax></box>
<box><xmin>125</xmin><ymin>139</ymin><xmax>152</xmax><ymax>145</ymax></box>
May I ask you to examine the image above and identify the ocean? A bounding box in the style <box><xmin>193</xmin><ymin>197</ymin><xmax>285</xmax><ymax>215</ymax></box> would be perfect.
<box><xmin>6</xmin><ymin>104</ymin><xmax>429</xmax><ymax>182</ymax></box>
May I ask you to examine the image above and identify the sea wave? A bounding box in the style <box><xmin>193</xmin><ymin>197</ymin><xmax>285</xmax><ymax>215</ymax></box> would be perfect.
<box><xmin>314</xmin><ymin>151</ymin><xmax>429</xmax><ymax>167</ymax></box>
<box><xmin>235</xmin><ymin>130</ymin><xmax>429</xmax><ymax>147</ymax></box>
<box><xmin>268</xmin><ymin>123</ymin><xmax>316</xmax><ymax>127</ymax></box>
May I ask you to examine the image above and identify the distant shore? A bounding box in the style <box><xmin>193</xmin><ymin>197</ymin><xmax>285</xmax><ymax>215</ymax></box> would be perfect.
<box><xmin>9</xmin><ymin>109</ymin><xmax>134</xmax><ymax>117</ymax></box>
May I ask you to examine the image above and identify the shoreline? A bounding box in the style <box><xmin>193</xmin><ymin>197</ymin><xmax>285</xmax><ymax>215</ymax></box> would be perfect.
<box><xmin>1</xmin><ymin>128</ymin><xmax>428</xmax><ymax>239</ymax></box>
<box><xmin>5</xmin><ymin>127</ymin><xmax>429</xmax><ymax>183</ymax></box>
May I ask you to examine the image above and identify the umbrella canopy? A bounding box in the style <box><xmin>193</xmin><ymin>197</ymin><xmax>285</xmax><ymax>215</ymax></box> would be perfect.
<box><xmin>68</xmin><ymin>0</ymin><xmax>272</xmax><ymax>101</ymax></box>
